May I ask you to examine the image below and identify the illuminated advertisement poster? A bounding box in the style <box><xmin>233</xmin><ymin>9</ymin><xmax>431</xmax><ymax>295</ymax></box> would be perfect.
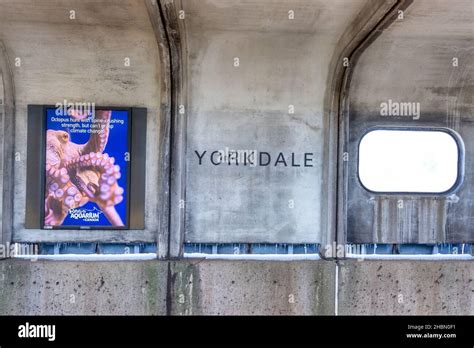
<box><xmin>44</xmin><ymin>107</ymin><xmax>129</xmax><ymax>228</ymax></box>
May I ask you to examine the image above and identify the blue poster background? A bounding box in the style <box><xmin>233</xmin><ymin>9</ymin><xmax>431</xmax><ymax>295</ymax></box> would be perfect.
<box><xmin>45</xmin><ymin>108</ymin><xmax>129</xmax><ymax>227</ymax></box>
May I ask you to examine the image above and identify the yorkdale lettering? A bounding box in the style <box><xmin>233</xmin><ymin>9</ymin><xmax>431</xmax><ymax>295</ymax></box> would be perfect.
<box><xmin>194</xmin><ymin>150</ymin><xmax>314</xmax><ymax>167</ymax></box>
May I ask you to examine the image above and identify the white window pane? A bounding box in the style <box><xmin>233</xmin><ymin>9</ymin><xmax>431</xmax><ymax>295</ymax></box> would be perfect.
<box><xmin>358</xmin><ymin>129</ymin><xmax>460</xmax><ymax>193</ymax></box>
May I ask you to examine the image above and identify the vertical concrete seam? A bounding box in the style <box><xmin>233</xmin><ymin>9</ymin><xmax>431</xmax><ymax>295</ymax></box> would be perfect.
<box><xmin>337</xmin><ymin>0</ymin><xmax>414</xmax><ymax>247</ymax></box>
<box><xmin>145</xmin><ymin>0</ymin><xmax>171</xmax><ymax>259</ymax></box>
<box><xmin>321</xmin><ymin>0</ymin><xmax>398</xmax><ymax>258</ymax></box>
<box><xmin>166</xmin><ymin>261</ymin><xmax>172</xmax><ymax>315</ymax></box>
<box><xmin>158</xmin><ymin>0</ymin><xmax>187</xmax><ymax>259</ymax></box>
<box><xmin>335</xmin><ymin>260</ymin><xmax>339</xmax><ymax>315</ymax></box>
<box><xmin>0</xmin><ymin>40</ymin><xmax>15</xmax><ymax>247</ymax></box>
<box><xmin>145</xmin><ymin>0</ymin><xmax>175</xmax><ymax>315</ymax></box>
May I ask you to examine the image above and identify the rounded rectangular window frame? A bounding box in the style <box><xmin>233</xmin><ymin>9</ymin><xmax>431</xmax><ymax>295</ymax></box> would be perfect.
<box><xmin>356</xmin><ymin>126</ymin><xmax>465</xmax><ymax>196</ymax></box>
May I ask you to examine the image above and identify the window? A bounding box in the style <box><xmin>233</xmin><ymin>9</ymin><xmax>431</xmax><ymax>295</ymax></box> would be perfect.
<box><xmin>358</xmin><ymin>128</ymin><xmax>462</xmax><ymax>193</ymax></box>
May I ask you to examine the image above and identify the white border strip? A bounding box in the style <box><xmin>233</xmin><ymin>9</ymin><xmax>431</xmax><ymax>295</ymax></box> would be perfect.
<box><xmin>345</xmin><ymin>253</ymin><xmax>474</xmax><ymax>260</ymax></box>
<box><xmin>14</xmin><ymin>253</ymin><xmax>157</xmax><ymax>261</ymax></box>
<box><xmin>13</xmin><ymin>253</ymin><xmax>472</xmax><ymax>261</ymax></box>
<box><xmin>183</xmin><ymin>252</ymin><xmax>321</xmax><ymax>261</ymax></box>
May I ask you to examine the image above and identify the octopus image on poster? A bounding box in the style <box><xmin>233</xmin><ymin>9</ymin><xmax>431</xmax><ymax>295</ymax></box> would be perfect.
<box><xmin>44</xmin><ymin>108</ymin><xmax>129</xmax><ymax>228</ymax></box>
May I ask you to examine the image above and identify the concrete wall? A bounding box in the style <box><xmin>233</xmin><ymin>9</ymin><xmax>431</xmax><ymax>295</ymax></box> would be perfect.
<box><xmin>0</xmin><ymin>0</ymin><xmax>472</xmax><ymax>316</ymax></box>
<box><xmin>0</xmin><ymin>258</ymin><xmax>471</xmax><ymax>315</ymax></box>
<box><xmin>0</xmin><ymin>259</ymin><xmax>168</xmax><ymax>315</ymax></box>
<box><xmin>183</xmin><ymin>0</ymin><xmax>369</xmax><ymax>244</ymax></box>
<box><xmin>345</xmin><ymin>0</ymin><xmax>474</xmax><ymax>243</ymax></box>
<box><xmin>0</xmin><ymin>259</ymin><xmax>335</xmax><ymax>315</ymax></box>
<box><xmin>0</xmin><ymin>0</ymin><xmax>163</xmax><ymax>242</ymax></box>
<box><xmin>170</xmin><ymin>260</ymin><xmax>335</xmax><ymax>315</ymax></box>
<box><xmin>339</xmin><ymin>260</ymin><xmax>474</xmax><ymax>315</ymax></box>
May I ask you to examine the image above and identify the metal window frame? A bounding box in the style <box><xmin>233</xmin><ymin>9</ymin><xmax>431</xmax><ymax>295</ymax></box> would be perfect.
<box><xmin>356</xmin><ymin>126</ymin><xmax>465</xmax><ymax>196</ymax></box>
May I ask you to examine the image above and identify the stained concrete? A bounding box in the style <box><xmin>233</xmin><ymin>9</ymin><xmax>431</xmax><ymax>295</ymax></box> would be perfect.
<box><xmin>0</xmin><ymin>259</ymin><xmax>336</xmax><ymax>315</ymax></box>
<box><xmin>1</xmin><ymin>259</ymin><xmax>471</xmax><ymax>315</ymax></box>
<box><xmin>0</xmin><ymin>0</ymin><xmax>163</xmax><ymax>242</ymax></box>
<box><xmin>0</xmin><ymin>259</ymin><xmax>167</xmax><ymax>315</ymax></box>
<box><xmin>183</xmin><ymin>0</ymin><xmax>369</xmax><ymax>244</ymax></box>
<box><xmin>338</xmin><ymin>260</ymin><xmax>474</xmax><ymax>315</ymax></box>
<box><xmin>170</xmin><ymin>260</ymin><xmax>335</xmax><ymax>315</ymax></box>
<box><xmin>0</xmin><ymin>0</ymin><xmax>472</xmax><ymax>316</ymax></box>
<box><xmin>345</xmin><ymin>0</ymin><xmax>474</xmax><ymax>243</ymax></box>
<box><xmin>0</xmin><ymin>74</ymin><xmax>4</xmax><ymax>241</ymax></box>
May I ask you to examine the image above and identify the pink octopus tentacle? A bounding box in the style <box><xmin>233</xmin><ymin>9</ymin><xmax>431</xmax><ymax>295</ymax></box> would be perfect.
<box><xmin>44</xmin><ymin>163</ymin><xmax>85</xmax><ymax>226</ymax></box>
<box><xmin>100</xmin><ymin>206</ymin><xmax>124</xmax><ymax>226</ymax></box>
<box><xmin>65</xmin><ymin>152</ymin><xmax>124</xmax><ymax>226</ymax></box>
<box><xmin>79</xmin><ymin>110</ymin><xmax>111</xmax><ymax>155</ymax></box>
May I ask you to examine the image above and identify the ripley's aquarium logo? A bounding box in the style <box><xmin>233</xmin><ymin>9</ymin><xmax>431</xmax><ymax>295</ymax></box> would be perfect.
<box><xmin>69</xmin><ymin>207</ymin><xmax>103</xmax><ymax>222</ymax></box>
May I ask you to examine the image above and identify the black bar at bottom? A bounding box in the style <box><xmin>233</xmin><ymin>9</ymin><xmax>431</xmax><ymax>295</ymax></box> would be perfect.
<box><xmin>0</xmin><ymin>316</ymin><xmax>472</xmax><ymax>346</ymax></box>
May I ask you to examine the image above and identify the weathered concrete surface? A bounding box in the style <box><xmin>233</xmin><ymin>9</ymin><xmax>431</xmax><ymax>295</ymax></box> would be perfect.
<box><xmin>183</xmin><ymin>0</ymin><xmax>370</xmax><ymax>244</ymax></box>
<box><xmin>0</xmin><ymin>259</ymin><xmax>472</xmax><ymax>315</ymax></box>
<box><xmin>338</xmin><ymin>260</ymin><xmax>474</xmax><ymax>315</ymax></box>
<box><xmin>0</xmin><ymin>260</ymin><xmax>167</xmax><ymax>315</ymax></box>
<box><xmin>345</xmin><ymin>0</ymin><xmax>474</xmax><ymax>244</ymax></box>
<box><xmin>0</xmin><ymin>0</ymin><xmax>163</xmax><ymax>242</ymax></box>
<box><xmin>0</xmin><ymin>259</ymin><xmax>335</xmax><ymax>315</ymax></box>
<box><xmin>170</xmin><ymin>260</ymin><xmax>335</xmax><ymax>315</ymax></box>
<box><xmin>0</xmin><ymin>39</ymin><xmax>15</xmax><ymax>247</ymax></box>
